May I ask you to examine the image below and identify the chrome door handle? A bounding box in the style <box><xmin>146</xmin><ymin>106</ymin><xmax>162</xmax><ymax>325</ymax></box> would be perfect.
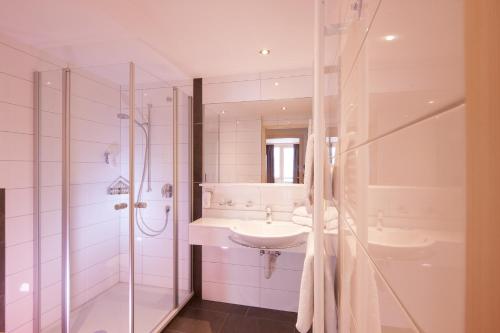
<box><xmin>114</xmin><ymin>203</ymin><xmax>128</xmax><ymax>210</ymax></box>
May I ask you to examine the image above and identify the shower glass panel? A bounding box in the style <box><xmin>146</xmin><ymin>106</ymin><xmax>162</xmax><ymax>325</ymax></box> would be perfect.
<box><xmin>132</xmin><ymin>68</ymin><xmax>176</xmax><ymax>332</ymax></box>
<box><xmin>68</xmin><ymin>64</ymin><xmax>132</xmax><ymax>332</ymax></box>
<box><xmin>37</xmin><ymin>69</ymin><xmax>64</xmax><ymax>333</ymax></box>
<box><xmin>36</xmin><ymin>63</ymin><xmax>191</xmax><ymax>333</ymax></box>
<box><xmin>176</xmin><ymin>89</ymin><xmax>193</xmax><ymax>303</ymax></box>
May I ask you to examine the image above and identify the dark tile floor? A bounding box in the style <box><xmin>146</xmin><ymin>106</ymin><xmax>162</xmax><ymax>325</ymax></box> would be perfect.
<box><xmin>163</xmin><ymin>297</ymin><xmax>307</xmax><ymax>333</ymax></box>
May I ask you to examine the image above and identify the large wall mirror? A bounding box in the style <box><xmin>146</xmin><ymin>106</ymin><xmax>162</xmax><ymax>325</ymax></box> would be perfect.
<box><xmin>204</xmin><ymin>97</ymin><xmax>312</xmax><ymax>183</ymax></box>
<box><xmin>203</xmin><ymin>97</ymin><xmax>337</xmax><ymax>184</ymax></box>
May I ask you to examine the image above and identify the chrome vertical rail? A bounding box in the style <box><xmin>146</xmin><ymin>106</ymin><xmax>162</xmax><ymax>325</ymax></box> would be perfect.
<box><xmin>61</xmin><ymin>68</ymin><xmax>71</xmax><ymax>333</ymax></box>
<box><xmin>147</xmin><ymin>104</ymin><xmax>152</xmax><ymax>192</ymax></box>
<box><xmin>313</xmin><ymin>0</ymin><xmax>325</xmax><ymax>332</ymax></box>
<box><xmin>33</xmin><ymin>71</ymin><xmax>41</xmax><ymax>333</ymax></box>
<box><xmin>217</xmin><ymin>111</ymin><xmax>220</xmax><ymax>183</ymax></box>
<box><xmin>172</xmin><ymin>87</ymin><xmax>179</xmax><ymax>307</ymax></box>
<box><xmin>188</xmin><ymin>96</ymin><xmax>194</xmax><ymax>292</ymax></box>
<box><xmin>128</xmin><ymin>62</ymin><xmax>136</xmax><ymax>333</ymax></box>
<box><xmin>188</xmin><ymin>96</ymin><xmax>193</xmax><ymax>292</ymax></box>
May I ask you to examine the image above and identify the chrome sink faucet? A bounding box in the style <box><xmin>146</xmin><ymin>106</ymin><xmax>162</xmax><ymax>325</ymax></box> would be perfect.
<box><xmin>265</xmin><ymin>206</ymin><xmax>272</xmax><ymax>224</ymax></box>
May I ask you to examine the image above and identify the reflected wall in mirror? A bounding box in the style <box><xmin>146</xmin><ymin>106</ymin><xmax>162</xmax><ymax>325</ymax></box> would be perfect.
<box><xmin>204</xmin><ymin>98</ymin><xmax>313</xmax><ymax>183</ymax></box>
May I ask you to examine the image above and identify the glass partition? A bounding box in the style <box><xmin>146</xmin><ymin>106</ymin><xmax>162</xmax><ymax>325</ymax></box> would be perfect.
<box><xmin>132</xmin><ymin>67</ymin><xmax>176</xmax><ymax>331</ymax></box>
<box><xmin>37</xmin><ymin>69</ymin><xmax>64</xmax><ymax>333</ymax></box>
<box><xmin>36</xmin><ymin>63</ymin><xmax>192</xmax><ymax>333</ymax></box>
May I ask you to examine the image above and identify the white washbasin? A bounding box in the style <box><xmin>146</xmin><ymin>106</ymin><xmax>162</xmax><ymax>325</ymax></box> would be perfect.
<box><xmin>230</xmin><ymin>220</ymin><xmax>309</xmax><ymax>249</ymax></box>
<box><xmin>368</xmin><ymin>228</ymin><xmax>435</xmax><ymax>260</ymax></box>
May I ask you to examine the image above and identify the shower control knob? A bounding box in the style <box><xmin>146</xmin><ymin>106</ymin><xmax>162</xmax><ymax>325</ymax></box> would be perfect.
<box><xmin>134</xmin><ymin>202</ymin><xmax>148</xmax><ymax>209</ymax></box>
<box><xmin>114</xmin><ymin>203</ymin><xmax>128</xmax><ymax>210</ymax></box>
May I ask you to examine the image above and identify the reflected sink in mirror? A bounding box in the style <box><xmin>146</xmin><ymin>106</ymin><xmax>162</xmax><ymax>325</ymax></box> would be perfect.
<box><xmin>230</xmin><ymin>220</ymin><xmax>309</xmax><ymax>249</ymax></box>
<box><xmin>368</xmin><ymin>227</ymin><xmax>435</xmax><ymax>260</ymax></box>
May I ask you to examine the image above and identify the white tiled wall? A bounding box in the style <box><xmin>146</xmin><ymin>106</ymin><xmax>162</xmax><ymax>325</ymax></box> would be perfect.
<box><xmin>37</xmin><ymin>66</ymin><xmax>124</xmax><ymax>331</ymax></box>
<box><xmin>1</xmin><ymin>33</ymin><xmax>192</xmax><ymax>332</ymax></box>
<box><xmin>336</xmin><ymin>0</ymin><xmax>465</xmax><ymax>332</ymax></box>
<box><xmin>203</xmin><ymin>69</ymin><xmax>313</xmax><ymax>104</ymax></box>
<box><xmin>201</xmin><ymin>183</ymin><xmax>306</xmax><ymax>312</ymax></box>
<box><xmin>203</xmin><ymin>115</ymin><xmax>262</xmax><ymax>183</ymax></box>
<box><xmin>0</xmin><ymin>34</ymin><xmax>62</xmax><ymax>333</ymax></box>
<box><xmin>219</xmin><ymin>119</ymin><xmax>262</xmax><ymax>183</ymax></box>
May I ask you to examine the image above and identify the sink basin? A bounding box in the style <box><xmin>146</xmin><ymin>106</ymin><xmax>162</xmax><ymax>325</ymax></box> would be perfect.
<box><xmin>230</xmin><ymin>221</ymin><xmax>309</xmax><ymax>249</ymax></box>
<box><xmin>368</xmin><ymin>228</ymin><xmax>435</xmax><ymax>260</ymax></box>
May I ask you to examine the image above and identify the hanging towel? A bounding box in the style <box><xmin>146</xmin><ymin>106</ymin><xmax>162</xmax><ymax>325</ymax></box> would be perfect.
<box><xmin>202</xmin><ymin>190</ymin><xmax>212</xmax><ymax>209</ymax></box>
<box><xmin>292</xmin><ymin>206</ymin><xmax>339</xmax><ymax>229</ymax></box>
<box><xmin>292</xmin><ymin>206</ymin><xmax>338</xmax><ymax>220</ymax></box>
<box><xmin>304</xmin><ymin>134</ymin><xmax>333</xmax><ymax>214</ymax></box>
<box><xmin>292</xmin><ymin>216</ymin><xmax>339</xmax><ymax>230</ymax></box>
<box><xmin>296</xmin><ymin>232</ymin><xmax>338</xmax><ymax>333</ymax></box>
<box><xmin>296</xmin><ymin>233</ymin><xmax>314</xmax><ymax>332</ymax></box>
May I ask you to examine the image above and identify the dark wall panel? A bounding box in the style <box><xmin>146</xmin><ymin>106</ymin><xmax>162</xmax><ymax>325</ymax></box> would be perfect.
<box><xmin>0</xmin><ymin>189</ymin><xmax>5</xmax><ymax>332</ymax></box>
<box><xmin>192</xmin><ymin>78</ymin><xmax>203</xmax><ymax>297</ymax></box>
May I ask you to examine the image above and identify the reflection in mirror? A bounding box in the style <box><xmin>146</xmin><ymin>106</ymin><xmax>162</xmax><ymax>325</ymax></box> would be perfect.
<box><xmin>203</xmin><ymin>98</ymin><xmax>313</xmax><ymax>184</ymax></box>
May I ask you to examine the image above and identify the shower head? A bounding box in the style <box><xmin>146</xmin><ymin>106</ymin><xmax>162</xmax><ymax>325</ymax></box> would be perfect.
<box><xmin>117</xmin><ymin>113</ymin><xmax>129</xmax><ymax>120</ymax></box>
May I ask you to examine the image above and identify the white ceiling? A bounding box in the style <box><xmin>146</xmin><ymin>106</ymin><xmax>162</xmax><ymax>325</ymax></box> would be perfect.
<box><xmin>0</xmin><ymin>0</ymin><xmax>314</xmax><ymax>81</ymax></box>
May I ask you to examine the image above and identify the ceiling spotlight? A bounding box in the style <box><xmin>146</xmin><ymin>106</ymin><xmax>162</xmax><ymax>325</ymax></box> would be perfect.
<box><xmin>46</xmin><ymin>81</ymin><xmax>51</xmax><ymax>85</ymax></box>
<box><xmin>281</xmin><ymin>106</ymin><xmax>287</xmax><ymax>111</ymax></box>
<box><xmin>259</xmin><ymin>48</ymin><xmax>271</xmax><ymax>55</ymax></box>
<box><xmin>274</xmin><ymin>82</ymin><xmax>279</xmax><ymax>86</ymax></box>
<box><xmin>427</xmin><ymin>100</ymin><xmax>435</xmax><ymax>104</ymax></box>
<box><xmin>220</xmin><ymin>110</ymin><xmax>225</xmax><ymax>114</ymax></box>
<box><xmin>383</xmin><ymin>35</ymin><xmax>397</xmax><ymax>41</ymax></box>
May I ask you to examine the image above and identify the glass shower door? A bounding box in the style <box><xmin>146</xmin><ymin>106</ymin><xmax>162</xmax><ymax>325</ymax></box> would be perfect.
<box><xmin>36</xmin><ymin>63</ymin><xmax>191</xmax><ymax>333</ymax></box>
<box><xmin>69</xmin><ymin>64</ymin><xmax>132</xmax><ymax>332</ymax></box>
<box><xmin>132</xmin><ymin>68</ymin><xmax>177</xmax><ymax>332</ymax></box>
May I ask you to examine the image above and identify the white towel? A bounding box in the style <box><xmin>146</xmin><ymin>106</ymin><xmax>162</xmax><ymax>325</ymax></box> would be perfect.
<box><xmin>292</xmin><ymin>216</ymin><xmax>339</xmax><ymax>230</ymax></box>
<box><xmin>296</xmin><ymin>232</ymin><xmax>315</xmax><ymax>333</ymax></box>
<box><xmin>202</xmin><ymin>191</ymin><xmax>212</xmax><ymax>209</ymax></box>
<box><xmin>293</xmin><ymin>206</ymin><xmax>338</xmax><ymax>220</ymax></box>
<box><xmin>304</xmin><ymin>134</ymin><xmax>334</xmax><ymax>214</ymax></box>
<box><xmin>304</xmin><ymin>135</ymin><xmax>314</xmax><ymax>213</ymax></box>
<box><xmin>296</xmin><ymin>232</ymin><xmax>338</xmax><ymax>333</ymax></box>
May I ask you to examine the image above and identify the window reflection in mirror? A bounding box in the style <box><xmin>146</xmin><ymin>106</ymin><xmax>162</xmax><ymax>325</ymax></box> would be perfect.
<box><xmin>265</xmin><ymin>137</ymin><xmax>301</xmax><ymax>183</ymax></box>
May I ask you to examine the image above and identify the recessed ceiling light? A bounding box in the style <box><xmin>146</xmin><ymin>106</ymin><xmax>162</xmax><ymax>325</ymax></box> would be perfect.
<box><xmin>274</xmin><ymin>82</ymin><xmax>279</xmax><ymax>86</ymax></box>
<box><xmin>427</xmin><ymin>100</ymin><xmax>435</xmax><ymax>104</ymax></box>
<box><xmin>220</xmin><ymin>110</ymin><xmax>225</xmax><ymax>115</ymax></box>
<box><xmin>259</xmin><ymin>48</ymin><xmax>271</xmax><ymax>55</ymax></box>
<box><xmin>281</xmin><ymin>106</ymin><xmax>287</xmax><ymax>111</ymax></box>
<box><xmin>383</xmin><ymin>34</ymin><xmax>398</xmax><ymax>41</ymax></box>
<box><xmin>46</xmin><ymin>81</ymin><xmax>51</xmax><ymax>85</ymax></box>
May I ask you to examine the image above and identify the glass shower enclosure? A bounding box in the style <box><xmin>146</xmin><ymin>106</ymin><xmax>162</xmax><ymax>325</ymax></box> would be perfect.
<box><xmin>33</xmin><ymin>63</ymin><xmax>192</xmax><ymax>332</ymax></box>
